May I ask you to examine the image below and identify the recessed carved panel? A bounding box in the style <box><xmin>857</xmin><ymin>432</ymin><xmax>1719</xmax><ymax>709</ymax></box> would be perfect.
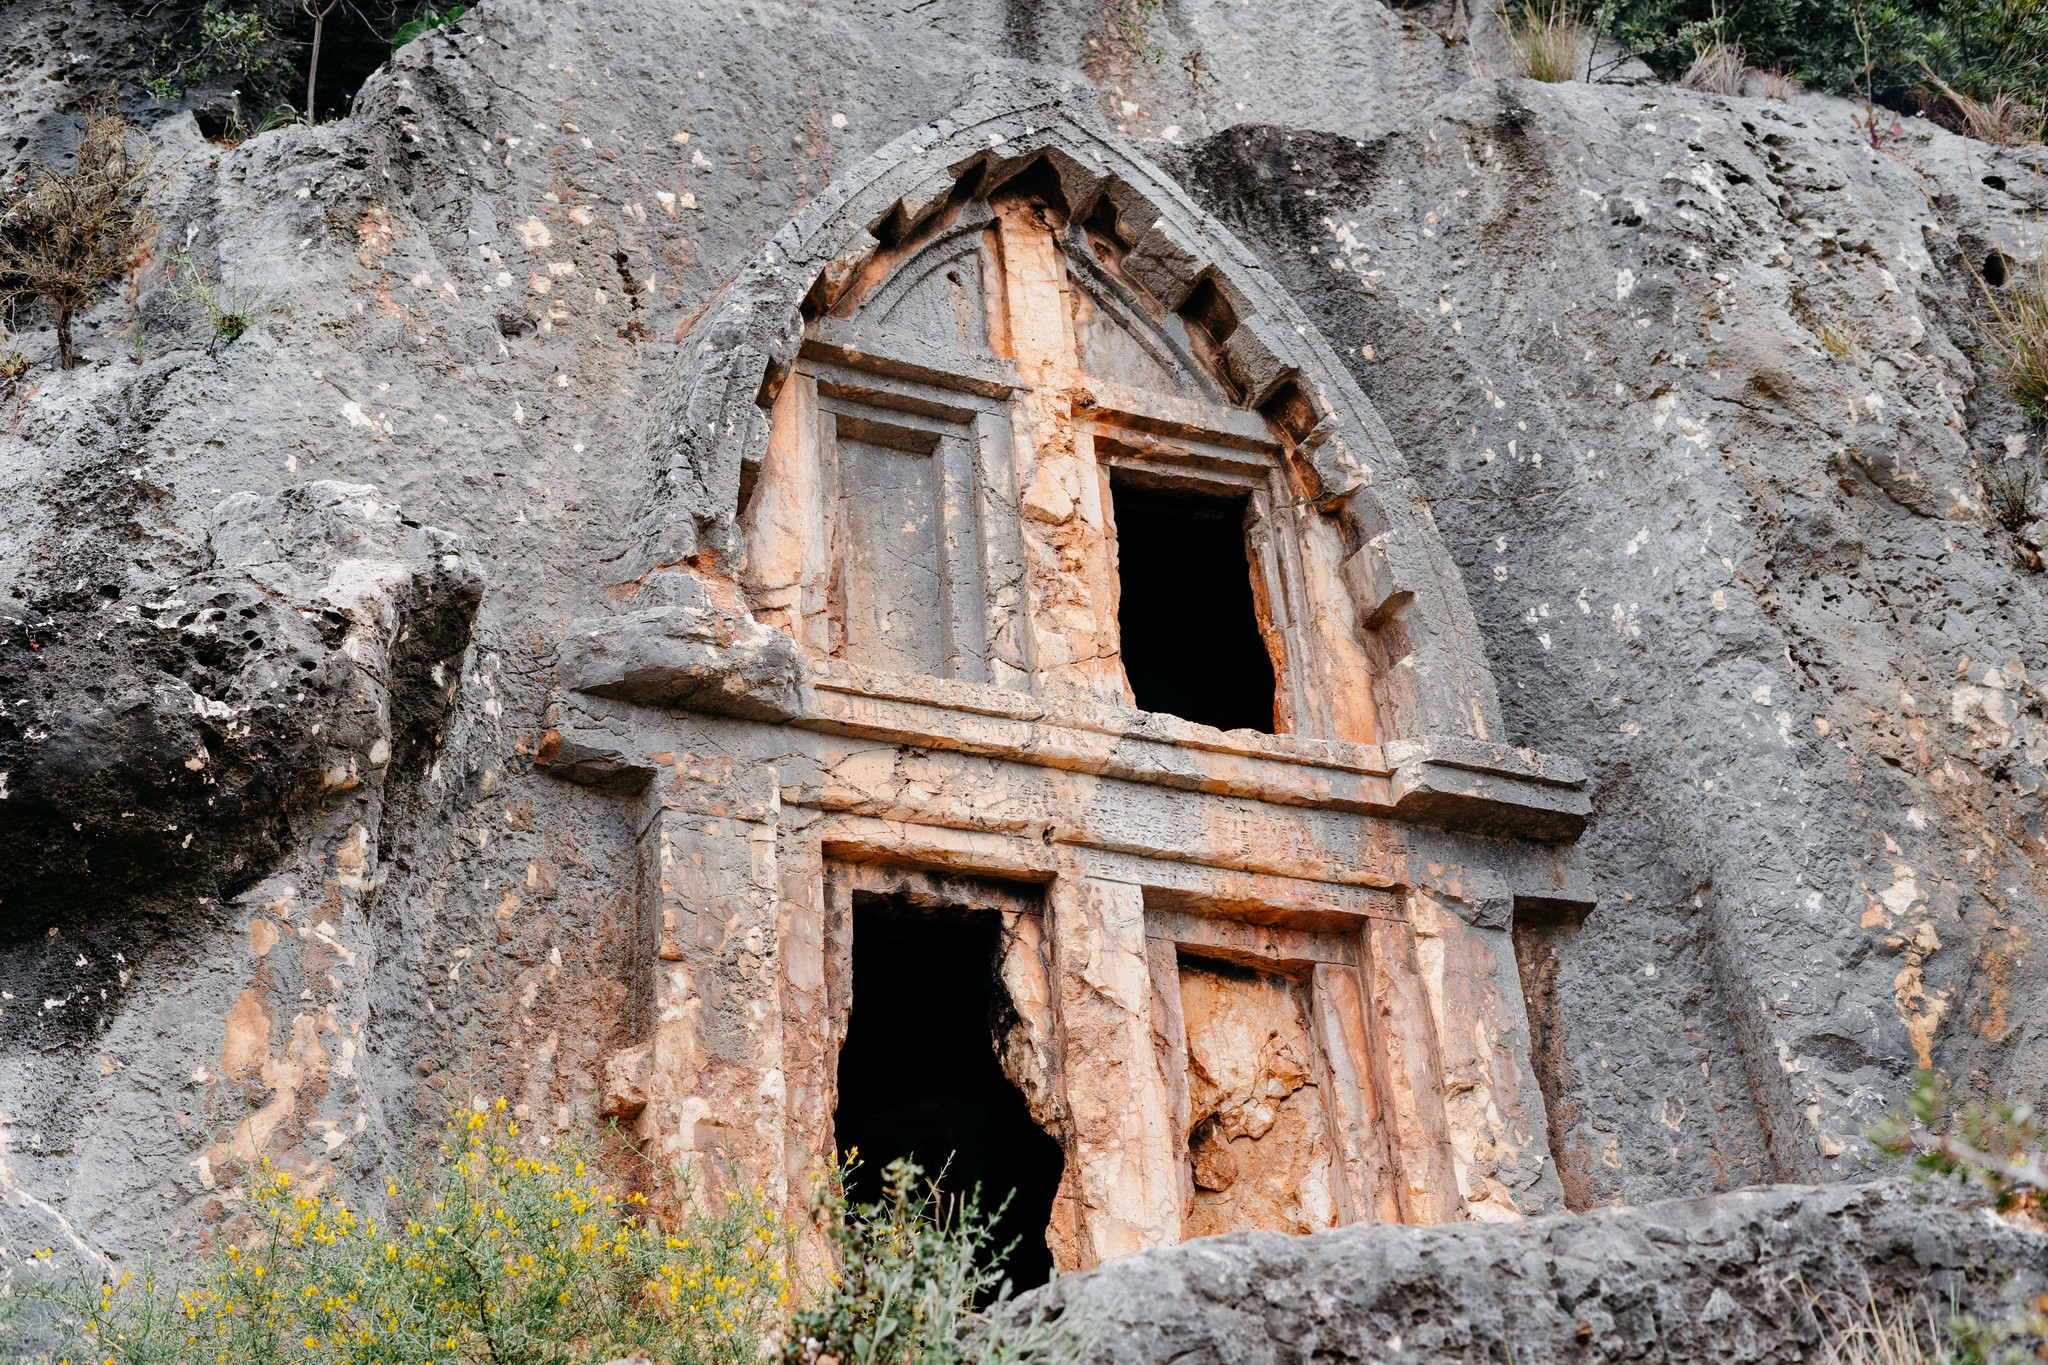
<box><xmin>1179</xmin><ymin>956</ymin><xmax>1340</xmax><ymax>1237</ymax></box>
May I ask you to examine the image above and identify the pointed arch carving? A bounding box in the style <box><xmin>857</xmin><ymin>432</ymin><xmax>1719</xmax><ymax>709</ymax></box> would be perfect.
<box><xmin>635</xmin><ymin>69</ymin><xmax>1509</xmax><ymax>749</ymax></box>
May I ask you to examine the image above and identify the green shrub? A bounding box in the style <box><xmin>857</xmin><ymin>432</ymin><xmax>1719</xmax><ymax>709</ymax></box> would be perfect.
<box><xmin>786</xmin><ymin>1159</ymin><xmax>1081</xmax><ymax>1365</ymax></box>
<box><xmin>137</xmin><ymin>0</ymin><xmax>295</xmax><ymax>106</ymax></box>
<box><xmin>167</xmin><ymin>252</ymin><xmax>268</xmax><ymax>353</ymax></box>
<box><xmin>1584</xmin><ymin>0</ymin><xmax>2047</xmax><ymax>119</ymax></box>
<box><xmin>4</xmin><ymin>1114</ymin><xmax>1079</xmax><ymax>1365</ymax></box>
<box><xmin>393</xmin><ymin>5</ymin><xmax>466</xmax><ymax>51</ymax></box>
<box><xmin>9</xmin><ymin>1101</ymin><xmax>791</xmax><ymax>1364</ymax></box>
<box><xmin>1859</xmin><ymin>1071</ymin><xmax>2048</xmax><ymax>1363</ymax></box>
<box><xmin>1870</xmin><ymin>1069</ymin><xmax>2047</xmax><ymax>1222</ymax></box>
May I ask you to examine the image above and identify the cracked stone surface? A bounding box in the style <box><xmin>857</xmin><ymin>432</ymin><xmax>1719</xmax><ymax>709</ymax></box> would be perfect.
<box><xmin>1033</xmin><ymin>1180</ymin><xmax>2048</xmax><ymax>1365</ymax></box>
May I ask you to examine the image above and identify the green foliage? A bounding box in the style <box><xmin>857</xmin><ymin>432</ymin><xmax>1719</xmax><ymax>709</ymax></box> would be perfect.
<box><xmin>135</xmin><ymin>0</ymin><xmax>294</xmax><ymax>105</ymax></box>
<box><xmin>5</xmin><ymin>1117</ymin><xmax>1080</xmax><ymax>1365</ymax></box>
<box><xmin>167</xmin><ymin>252</ymin><xmax>268</xmax><ymax>353</ymax></box>
<box><xmin>786</xmin><ymin>1159</ymin><xmax>1082</xmax><ymax>1365</ymax></box>
<box><xmin>1842</xmin><ymin>1072</ymin><xmax>2048</xmax><ymax>1363</ymax></box>
<box><xmin>1869</xmin><ymin>1069</ymin><xmax>2048</xmax><ymax>1220</ymax></box>
<box><xmin>9</xmin><ymin>1101</ymin><xmax>792</xmax><ymax>1364</ymax></box>
<box><xmin>1585</xmin><ymin>0</ymin><xmax>2048</xmax><ymax>114</ymax></box>
<box><xmin>210</xmin><ymin>102</ymin><xmax>307</xmax><ymax>148</ymax></box>
<box><xmin>393</xmin><ymin>5</ymin><xmax>465</xmax><ymax>51</ymax></box>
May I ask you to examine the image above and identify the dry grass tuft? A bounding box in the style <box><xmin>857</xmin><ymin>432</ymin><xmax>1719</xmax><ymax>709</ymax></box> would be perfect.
<box><xmin>1745</xmin><ymin>67</ymin><xmax>1801</xmax><ymax>100</ymax></box>
<box><xmin>1978</xmin><ymin>250</ymin><xmax>2048</xmax><ymax>422</ymax></box>
<box><xmin>1921</xmin><ymin>71</ymin><xmax>2045</xmax><ymax>146</ymax></box>
<box><xmin>1819</xmin><ymin>319</ymin><xmax>1865</xmax><ymax>356</ymax></box>
<box><xmin>1813</xmin><ymin>1292</ymin><xmax>1956</xmax><ymax>1365</ymax></box>
<box><xmin>1504</xmin><ymin>2</ymin><xmax>1591</xmax><ymax>83</ymax></box>
<box><xmin>1680</xmin><ymin>41</ymin><xmax>1747</xmax><ymax>95</ymax></box>
<box><xmin>0</xmin><ymin>95</ymin><xmax>156</xmax><ymax>370</ymax></box>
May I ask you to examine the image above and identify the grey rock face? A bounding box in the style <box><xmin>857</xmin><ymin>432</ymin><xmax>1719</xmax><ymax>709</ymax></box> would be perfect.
<box><xmin>1036</xmin><ymin>1182</ymin><xmax>2048</xmax><ymax>1364</ymax></box>
<box><xmin>560</xmin><ymin>568</ymin><xmax>805</xmax><ymax>719</ymax></box>
<box><xmin>0</xmin><ymin>0</ymin><xmax>2044</xmax><ymax>1265</ymax></box>
<box><xmin>0</xmin><ymin>479</ymin><xmax>479</xmax><ymax>954</ymax></box>
<box><xmin>1165</xmin><ymin>83</ymin><xmax>2048</xmax><ymax>1202</ymax></box>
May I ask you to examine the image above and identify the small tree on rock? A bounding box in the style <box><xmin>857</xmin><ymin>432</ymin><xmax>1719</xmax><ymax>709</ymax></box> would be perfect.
<box><xmin>0</xmin><ymin>96</ymin><xmax>157</xmax><ymax>370</ymax></box>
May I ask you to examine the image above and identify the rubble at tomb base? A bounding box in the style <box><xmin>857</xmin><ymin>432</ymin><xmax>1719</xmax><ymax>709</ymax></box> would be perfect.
<box><xmin>1035</xmin><ymin>1182</ymin><xmax>2048</xmax><ymax>1365</ymax></box>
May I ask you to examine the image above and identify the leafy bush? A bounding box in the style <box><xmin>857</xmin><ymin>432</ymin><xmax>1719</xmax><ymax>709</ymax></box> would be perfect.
<box><xmin>3</xmin><ymin>1114</ymin><xmax>1079</xmax><ymax>1365</ymax></box>
<box><xmin>8</xmin><ymin>1101</ymin><xmax>791</xmax><ymax>1364</ymax></box>
<box><xmin>1845</xmin><ymin>1073</ymin><xmax>2048</xmax><ymax>1363</ymax></box>
<box><xmin>136</xmin><ymin>0</ymin><xmax>295</xmax><ymax>106</ymax></box>
<box><xmin>1582</xmin><ymin>0</ymin><xmax>2047</xmax><ymax>119</ymax></box>
<box><xmin>393</xmin><ymin>5</ymin><xmax>467</xmax><ymax>50</ymax></box>
<box><xmin>786</xmin><ymin>1158</ymin><xmax>1080</xmax><ymax>1365</ymax></box>
<box><xmin>0</xmin><ymin>95</ymin><xmax>157</xmax><ymax>370</ymax></box>
<box><xmin>1871</xmin><ymin>1069</ymin><xmax>2047</xmax><ymax>1223</ymax></box>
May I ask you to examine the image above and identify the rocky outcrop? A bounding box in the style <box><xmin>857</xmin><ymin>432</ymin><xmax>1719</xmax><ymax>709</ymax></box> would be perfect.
<box><xmin>1167</xmin><ymin>80</ymin><xmax>2048</xmax><ymax>1201</ymax></box>
<box><xmin>0</xmin><ymin>480</ymin><xmax>479</xmax><ymax>1256</ymax></box>
<box><xmin>1</xmin><ymin>480</ymin><xmax>480</xmax><ymax>991</ymax></box>
<box><xmin>2</xmin><ymin>0</ymin><xmax>2046</xmax><ymax>1265</ymax></box>
<box><xmin>1038</xmin><ymin>1181</ymin><xmax>2048</xmax><ymax>1364</ymax></box>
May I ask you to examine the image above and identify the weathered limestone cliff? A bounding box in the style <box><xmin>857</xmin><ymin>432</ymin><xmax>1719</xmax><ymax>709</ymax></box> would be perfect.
<box><xmin>1</xmin><ymin>0</ymin><xmax>2044</xmax><ymax>1289</ymax></box>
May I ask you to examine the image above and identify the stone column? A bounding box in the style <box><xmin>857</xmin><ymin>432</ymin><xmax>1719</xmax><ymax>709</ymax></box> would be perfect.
<box><xmin>1360</xmin><ymin>915</ymin><xmax>1464</xmax><ymax>1224</ymax></box>
<box><xmin>1408</xmin><ymin>887</ymin><xmax>1563</xmax><ymax>1220</ymax></box>
<box><xmin>637</xmin><ymin>806</ymin><xmax>789</xmax><ymax>1210</ymax></box>
<box><xmin>1309</xmin><ymin>962</ymin><xmax>1405</xmax><ymax>1224</ymax></box>
<box><xmin>1045</xmin><ymin>874</ymin><xmax>1182</xmax><ymax>1265</ymax></box>
<box><xmin>991</xmin><ymin>199</ymin><xmax>1127</xmax><ymax>704</ymax></box>
<box><xmin>777</xmin><ymin>838</ymin><xmax>836</xmax><ymax>1214</ymax></box>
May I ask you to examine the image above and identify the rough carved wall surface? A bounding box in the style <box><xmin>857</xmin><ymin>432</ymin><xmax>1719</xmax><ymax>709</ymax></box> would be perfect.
<box><xmin>0</xmin><ymin>0</ymin><xmax>2043</xmax><ymax>1276</ymax></box>
<box><xmin>1034</xmin><ymin>1181</ymin><xmax>2048</xmax><ymax>1365</ymax></box>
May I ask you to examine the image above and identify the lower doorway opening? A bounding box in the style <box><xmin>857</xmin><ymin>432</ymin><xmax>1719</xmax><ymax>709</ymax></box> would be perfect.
<box><xmin>833</xmin><ymin>895</ymin><xmax>1065</xmax><ymax>1289</ymax></box>
<box><xmin>1108</xmin><ymin>476</ymin><xmax>1278</xmax><ymax>733</ymax></box>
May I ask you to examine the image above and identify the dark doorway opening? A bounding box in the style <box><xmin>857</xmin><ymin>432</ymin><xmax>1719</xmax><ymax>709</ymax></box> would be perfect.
<box><xmin>1109</xmin><ymin>478</ymin><xmax>1277</xmax><ymax>733</ymax></box>
<box><xmin>833</xmin><ymin>896</ymin><xmax>1064</xmax><ymax>1290</ymax></box>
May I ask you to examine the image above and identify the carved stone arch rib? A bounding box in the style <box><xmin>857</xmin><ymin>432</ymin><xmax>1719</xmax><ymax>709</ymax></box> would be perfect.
<box><xmin>635</xmin><ymin>67</ymin><xmax>1511</xmax><ymax>748</ymax></box>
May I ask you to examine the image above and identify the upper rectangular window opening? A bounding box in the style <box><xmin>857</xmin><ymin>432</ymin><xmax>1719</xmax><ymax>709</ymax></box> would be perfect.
<box><xmin>1109</xmin><ymin>473</ymin><xmax>1278</xmax><ymax>734</ymax></box>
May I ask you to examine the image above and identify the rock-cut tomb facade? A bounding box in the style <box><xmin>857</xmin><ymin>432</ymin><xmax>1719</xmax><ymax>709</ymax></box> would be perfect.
<box><xmin>545</xmin><ymin>76</ymin><xmax>1592</xmax><ymax>1275</ymax></box>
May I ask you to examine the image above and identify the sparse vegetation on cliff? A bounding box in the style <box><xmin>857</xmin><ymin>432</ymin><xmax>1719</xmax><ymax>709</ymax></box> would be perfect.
<box><xmin>1506</xmin><ymin>1</ymin><xmax>1596</xmax><ymax>81</ymax></box>
<box><xmin>1872</xmin><ymin>1070</ymin><xmax>2047</xmax><ymax>1225</ymax></box>
<box><xmin>0</xmin><ymin>96</ymin><xmax>156</xmax><ymax>371</ymax></box>
<box><xmin>2</xmin><ymin>1107</ymin><xmax>1070</xmax><ymax>1365</ymax></box>
<box><xmin>787</xmin><ymin>1158</ymin><xmax>1080</xmax><ymax>1365</ymax></box>
<box><xmin>1581</xmin><ymin>0</ymin><xmax>2047</xmax><ymax>127</ymax></box>
<box><xmin>8</xmin><ymin>1101</ymin><xmax>790</xmax><ymax>1363</ymax></box>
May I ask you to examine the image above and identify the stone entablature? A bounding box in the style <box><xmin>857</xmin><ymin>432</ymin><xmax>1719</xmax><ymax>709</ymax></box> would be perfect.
<box><xmin>545</xmin><ymin>68</ymin><xmax>1591</xmax><ymax>1273</ymax></box>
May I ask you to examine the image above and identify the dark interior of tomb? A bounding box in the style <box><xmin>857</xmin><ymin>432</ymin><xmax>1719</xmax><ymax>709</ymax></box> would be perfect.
<box><xmin>833</xmin><ymin>896</ymin><xmax>1064</xmax><ymax>1290</ymax></box>
<box><xmin>1109</xmin><ymin>478</ymin><xmax>1278</xmax><ymax>733</ymax></box>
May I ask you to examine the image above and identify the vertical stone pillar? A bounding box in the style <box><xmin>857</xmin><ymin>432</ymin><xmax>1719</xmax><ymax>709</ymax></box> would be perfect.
<box><xmin>1408</xmin><ymin>888</ymin><xmax>1563</xmax><ymax>1219</ymax></box>
<box><xmin>1309</xmin><ymin>962</ymin><xmax>1405</xmax><ymax>1224</ymax></box>
<box><xmin>776</xmin><ymin>838</ymin><xmax>834</xmax><ymax>1213</ymax></box>
<box><xmin>638</xmin><ymin>806</ymin><xmax>788</xmax><ymax>1210</ymax></box>
<box><xmin>1046</xmin><ymin>875</ymin><xmax>1182</xmax><ymax>1264</ymax></box>
<box><xmin>1360</xmin><ymin>916</ymin><xmax>1464</xmax><ymax>1224</ymax></box>
<box><xmin>991</xmin><ymin>199</ymin><xmax>1127</xmax><ymax>703</ymax></box>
